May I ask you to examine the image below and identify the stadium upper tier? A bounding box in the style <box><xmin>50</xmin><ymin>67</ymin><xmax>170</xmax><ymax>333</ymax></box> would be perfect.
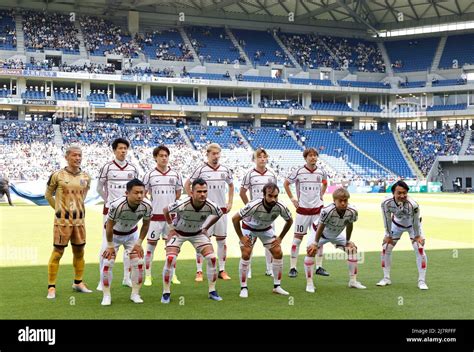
<box><xmin>231</xmin><ymin>28</ymin><xmax>292</xmax><ymax>67</ymax></box>
<box><xmin>1</xmin><ymin>9</ymin><xmax>473</xmax><ymax>75</ymax></box>
<box><xmin>279</xmin><ymin>33</ymin><xmax>385</xmax><ymax>73</ymax></box>
<box><xmin>23</xmin><ymin>11</ymin><xmax>80</xmax><ymax>54</ymax></box>
<box><xmin>385</xmin><ymin>37</ymin><xmax>439</xmax><ymax>73</ymax></box>
<box><xmin>439</xmin><ymin>33</ymin><xmax>474</xmax><ymax>69</ymax></box>
<box><xmin>186</xmin><ymin>26</ymin><xmax>242</xmax><ymax>64</ymax></box>
<box><xmin>0</xmin><ymin>10</ymin><xmax>16</xmax><ymax>51</ymax></box>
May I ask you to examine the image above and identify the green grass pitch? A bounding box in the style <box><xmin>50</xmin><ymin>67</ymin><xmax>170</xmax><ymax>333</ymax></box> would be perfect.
<box><xmin>0</xmin><ymin>193</ymin><xmax>473</xmax><ymax>319</ymax></box>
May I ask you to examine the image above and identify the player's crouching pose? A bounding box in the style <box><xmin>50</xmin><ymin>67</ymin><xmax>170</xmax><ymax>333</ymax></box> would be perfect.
<box><xmin>306</xmin><ymin>188</ymin><xmax>366</xmax><ymax>293</ymax></box>
<box><xmin>101</xmin><ymin>179</ymin><xmax>152</xmax><ymax>306</ymax></box>
<box><xmin>378</xmin><ymin>180</ymin><xmax>428</xmax><ymax>290</ymax></box>
<box><xmin>161</xmin><ymin>178</ymin><xmax>224</xmax><ymax>304</ymax></box>
<box><xmin>232</xmin><ymin>182</ymin><xmax>293</xmax><ymax>298</ymax></box>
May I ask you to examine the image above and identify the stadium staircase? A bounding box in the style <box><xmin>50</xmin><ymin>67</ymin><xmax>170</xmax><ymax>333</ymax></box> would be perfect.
<box><xmin>129</xmin><ymin>152</ymin><xmax>146</xmax><ymax>175</ymax></box>
<box><xmin>431</xmin><ymin>36</ymin><xmax>448</xmax><ymax>71</ymax></box>
<box><xmin>234</xmin><ymin>129</ymin><xmax>252</xmax><ymax>149</ymax></box>
<box><xmin>338</xmin><ymin>131</ymin><xmax>394</xmax><ymax>175</ymax></box>
<box><xmin>178</xmin><ymin>128</ymin><xmax>196</xmax><ymax>149</ymax></box>
<box><xmin>221</xmin><ymin>147</ymin><xmax>253</xmax><ymax>167</ymax></box>
<box><xmin>224</xmin><ymin>26</ymin><xmax>251</xmax><ymax>65</ymax></box>
<box><xmin>177</xmin><ymin>27</ymin><xmax>200</xmax><ymax>64</ymax></box>
<box><xmin>391</xmin><ymin>128</ymin><xmax>424</xmax><ymax>179</ymax></box>
<box><xmin>287</xmin><ymin>130</ymin><xmax>304</xmax><ymax>149</ymax></box>
<box><xmin>14</xmin><ymin>13</ymin><xmax>24</xmax><ymax>52</ymax></box>
<box><xmin>318</xmin><ymin>154</ymin><xmax>355</xmax><ymax>177</ymax></box>
<box><xmin>53</xmin><ymin>125</ymin><xmax>64</xmax><ymax>147</ymax></box>
<box><xmin>74</xmin><ymin>21</ymin><xmax>88</xmax><ymax>58</ymax></box>
<box><xmin>272</xmin><ymin>32</ymin><xmax>301</xmax><ymax>70</ymax></box>
<box><xmin>318</xmin><ymin>37</ymin><xmax>342</xmax><ymax>70</ymax></box>
<box><xmin>267</xmin><ymin>149</ymin><xmax>304</xmax><ymax>175</ymax></box>
<box><xmin>460</xmin><ymin>129</ymin><xmax>472</xmax><ymax>155</ymax></box>
<box><xmin>377</xmin><ymin>42</ymin><xmax>393</xmax><ymax>76</ymax></box>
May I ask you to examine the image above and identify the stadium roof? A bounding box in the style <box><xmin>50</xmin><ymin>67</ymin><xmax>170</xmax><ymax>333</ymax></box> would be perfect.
<box><xmin>8</xmin><ymin>0</ymin><xmax>474</xmax><ymax>33</ymax></box>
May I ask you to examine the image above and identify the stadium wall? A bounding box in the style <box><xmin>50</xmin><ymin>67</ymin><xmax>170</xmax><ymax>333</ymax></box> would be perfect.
<box><xmin>433</xmin><ymin>155</ymin><xmax>474</xmax><ymax>191</ymax></box>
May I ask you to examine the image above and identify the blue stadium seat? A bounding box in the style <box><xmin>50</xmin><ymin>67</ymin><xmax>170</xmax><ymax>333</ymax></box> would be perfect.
<box><xmin>385</xmin><ymin>37</ymin><xmax>439</xmax><ymax>72</ymax></box>
<box><xmin>439</xmin><ymin>34</ymin><xmax>474</xmax><ymax>69</ymax></box>
<box><xmin>349</xmin><ymin>131</ymin><xmax>414</xmax><ymax>178</ymax></box>
<box><xmin>231</xmin><ymin>28</ymin><xmax>292</xmax><ymax>67</ymax></box>
<box><xmin>240</xmin><ymin>127</ymin><xmax>300</xmax><ymax>150</ymax></box>
<box><xmin>186</xmin><ymin>26</ymin><xmax>241</xmax><ymax>64</ymax></box>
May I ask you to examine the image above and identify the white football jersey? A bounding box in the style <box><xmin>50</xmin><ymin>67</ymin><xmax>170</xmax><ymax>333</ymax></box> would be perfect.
<box><xmin>239</xmin><ymin>198</ymin><xmax>292</xmax><ymax>230</ymax></box>
<box><xmin>241</xmin><ymin>168</ymin><xmax>278</xmax><ymax>201</ymax></box>
<box><xmin>286</xmin><ymin>165</ymin><xmax>327</xmax><ymax>210</ymax></box>
<box><xmin>189</xmin><ymin>163</ymin><xmax>233</xmax><ymax>208</ymax></box>
<box><xmin>98</xmin><ymin>160</ymin><xmax>140</xmax><ymax>208</ymax></box>
<box><xmin>318</xmin><ymin>203</ymin><xmax>358</xmax><ymax>239</ymax></box>
<box><xmin>381</xmin><ymin>196</ymin><xmax>421</xmax><ymax>236</ymax></box>
<box><xmin>168</xmin><ymin>196</ymin><xmax>223</xmax><ymax>233</ymax></box>
<box><xmin>108</xmin><ymin>196</ymin><xmax>152</xmax><ymax>233</ymax></box>
<box><xmin>142</xmin><ymin>167</ymin><xmax>183</xmax><ymax>218</ymax></box>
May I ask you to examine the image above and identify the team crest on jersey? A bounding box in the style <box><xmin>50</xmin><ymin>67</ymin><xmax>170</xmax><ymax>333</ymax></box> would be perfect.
<box><xmin>271</xmin><ymin>214</ymin><xmax>278</xmax><ymax>220</ymax></box>
<box><xmin>200</xmin><ymin>215</ymin><xmax>207</xmax><ymax>221</ymax></box>
<box><xmin>137</xmin><ymin>215</ymin><xmax>143</xmax><ymax>220</ymax></box>
<box><xmin>169</xmin><ymin>178</ymin><xmax>175</xmax><ymax>185</ymax></box>
<box><xmin>221</xmin><ymin>173</ymin><xmax>226</xmax><ymax>179</ymax></box>
<box><xmin>80</xmin><ymin>179</ymin><xmax>87</xmax><ymax>187</ymax></box>
<box><xmin>268</xmin><ymin>178</ymin><xmax>273</xmax><ymax>183</ymax></box>
<box><xmin>128</xmin><ymin>173</ymin><xmax>134</xmax><ymax>179</ymax></box>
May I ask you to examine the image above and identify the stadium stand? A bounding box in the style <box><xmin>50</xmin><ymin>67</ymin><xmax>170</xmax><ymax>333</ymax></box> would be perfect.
<box><xmin>279</xmin><ymin>33</ymin><xmax>385</xmax><ymax>72</ymax></box>
<box><xmin>0</xmin><ymin>10</ymin><xmax>16</xmax><ymax>50</ymax></box>
<box><xmin>232</xmin><ymin>28</ymin><xmax>292</xmax><ymax>67</ymax></box>
<box><xmin>288</xmin><ymin>78</ymin><xmax>333</xmax><ymax>86</ymax></box>
<box><xmin>80</xmin><ymin>16</ymin><xmax>139</xmax><ymax>57</ymax></box>
<box><xmin>186</xmin><ymin>26</ymin><xmax>242</xmax><ymax>64</ymax></box>
<box><xmin>240</xmin><ymin>127</ymin><xmax>301</xmax><ymax>150</ymax></box>
<box><xmin>358</xmin><ymin>104</ymin><xmax>382</xmax><ymax>113</ymax></box>
<box><xmin>300</xmin><ymin>129</ymin><xmax>393</xmax><ymax>178</ymax></box>
<box><xmin>259</xmin><ymin>99</ymin><xmax>303</xmax><ymax>109</ymax></box>
<box><xmin>206</xmin><ymin>97</ymin><xmax>252</xmax><ymax>108</ymax></box>
<box><xmin>310</xmin><ymin>102</ymin><xmax>353</xmax><ymax>112</ymax></box>
<box><xmin>23</xmin><ymin>11</ymin><xmax>80</xmax><ymax>54</ymax></box>
<box><xmin>400</xmin><ymin>126</ymin><xmax>466</xmax><ymax>175</ymax></box>
<box><xmin>185</xmin><ymin>125</ymin><xmax>244</xmax><ymax>149</ymax></box>
<box><xmin>141</xmin><ymin>29</ymin><xmax>193</xmax><ymax>61</ymax></box>
<box><xmin>439</xmin><ymin>33</ymin><xmax>474</xmax><ymax>69</ymax></box>
<box><xmin>385</xmin><ymin>37</ymin><xmax>439</xmax><ymax>72</ymax></box>
<box><xmin>426</xmin><ymin>104</ymin><xmax>467</xmax><ymax>111</ymax></box>
<box><xmin>338</xmin><ymin>80</ymin><xmax>390</xmax><ymax>89</ymax></box>
<box><xmin>147</xmin><ymin>96</ymin><xmax>168</xmax><ymax>104</ymax></box>
<box><xmin>348</xmin><ymin>130</ymin><xmax>414</xmax><ymax>178</ymax></box>
<box><xmin>188</xmin><ymin>72</ymin><xmax>232</xmax><ymax>81</ymax></box>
